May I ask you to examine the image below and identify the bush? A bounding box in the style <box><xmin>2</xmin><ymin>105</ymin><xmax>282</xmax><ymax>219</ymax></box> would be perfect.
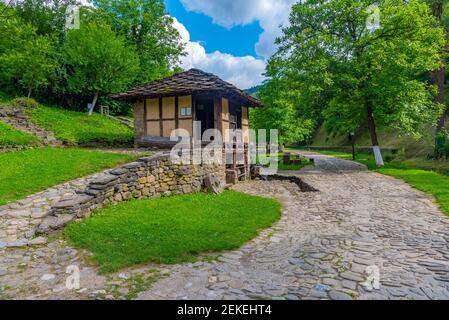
<box><xmin>11</xmin><ymin>97</ymin><xmax>39</xmax><ymax>109</ymax></box>
<box><xmin>434</xmin><ymin>130</ymin><xmax>449</xmax><ymax>160</ymax></box>
<box><xmin>384</xmin><ymin>154</ymin><xmax>395</xmax><ymax>163</ymax></box>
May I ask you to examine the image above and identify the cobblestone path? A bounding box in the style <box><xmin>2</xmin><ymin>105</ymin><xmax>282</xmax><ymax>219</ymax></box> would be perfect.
<box><xmin>137</xmin><ymin>153</ymin><xmax>449</xmax><ymax>300</ymax></box>
<box><xmin>1</xmin><ymin>153</ymin><xmax>448</xmax><ymax>300</ymax></box>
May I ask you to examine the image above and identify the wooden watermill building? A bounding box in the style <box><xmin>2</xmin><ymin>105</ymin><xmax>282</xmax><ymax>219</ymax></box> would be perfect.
<box><xmin>112</xmin><ymin>68</ymin><xmax>262</xmax><ymax>181</ymax></box>
<box><xmin>112</xmin><ymin>68</ymin><xmax>261</xmax><ymax>147</ymax></box>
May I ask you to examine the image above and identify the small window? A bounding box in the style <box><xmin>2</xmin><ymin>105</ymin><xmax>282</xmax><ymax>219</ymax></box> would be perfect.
<box><xmin>180</xmin><ymin>107</ymin><xmax>192</xmax><ymax>116</ymax></box>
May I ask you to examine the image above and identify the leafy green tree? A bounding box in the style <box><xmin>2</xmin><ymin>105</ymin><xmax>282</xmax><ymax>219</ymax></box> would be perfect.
<box><xmin>426</xmin><ymin>0</ymin><xmax>449</xmax><ymax>157</ymax></box>
<box><xmin>273</xmin><ymin>0</ymin><xmax>445</xmax><ymax>165</ymax></box>
<box><xmin>63</xmin><ymin>22</ymin><xmax>139</xmax><ymax>115</ymax></box>
<box><xmin>0</xmin><ymin>5</ymin><xmax>56</xmax><ymax>98</ymax></box>
<box><xmin>13</xmin><ymin>0</ymin><xmax>77</xmax><ymax>38</ymax></box>
<box><xmin>251</xmin><ymin>60</ymin><xmax>315</xmax><ymax>146</ymax></box>
<box><xmin>91</xmin><ymin>0</ymin><xmax>184</xmax><ymax>84</ymax></box>
<box><xmin>1</xmin><ymin>35</ymin><xmax>56</xmax><ymax>97</ymax></box>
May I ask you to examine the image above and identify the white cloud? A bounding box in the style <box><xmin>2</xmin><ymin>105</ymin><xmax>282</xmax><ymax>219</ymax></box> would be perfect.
<box><xmin>179</xmin><ymin>0</ymin><xmax>295</xmax><ymax>59</ymax></box>
<box><xmin>172</xmin><ymin>17</ymin><xmax>266</xmax><ymax>89</ymax></box>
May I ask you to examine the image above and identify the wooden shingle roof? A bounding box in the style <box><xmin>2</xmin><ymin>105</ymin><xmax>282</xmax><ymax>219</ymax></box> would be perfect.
<box><xmin>112</xmin><ymin>68</ymin><xmax>262</xmax><ymax>107</ymax></box>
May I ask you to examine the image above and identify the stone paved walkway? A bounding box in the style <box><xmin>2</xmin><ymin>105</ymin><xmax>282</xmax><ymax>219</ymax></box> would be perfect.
<box><xmin>0</xmin><ymin>174</ymin><xmax>100</xmax><ymax>246</ymax></box>
<box><xmin>1</xmin><ymin>153</ymin><xmax>449</xmax><ymax>300</ymax></box>
<box><xmin>136</xmin><ymin>153</ymin><xmax>449</xmax><ymax>300</ymax></box>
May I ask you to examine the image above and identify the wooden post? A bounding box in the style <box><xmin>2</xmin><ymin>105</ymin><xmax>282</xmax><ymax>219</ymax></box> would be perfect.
<box><xmin>143</xmin><ymin>98</ymin><xmax>148</xmax><ymax>136</ymax></box>
<box><xmin>349</xmin><ymin>132</ymin><xmax>355</xmax><ymax>160</ymax></box>
<box><xmin>175</xmin><ymin>96</ymin><xmax>179</xmax><ymax>128</ymax></box>
<box><xmin>158</xmin><ymin>97</ymin><xmax>163</xmax><ymax>137</ymax></box>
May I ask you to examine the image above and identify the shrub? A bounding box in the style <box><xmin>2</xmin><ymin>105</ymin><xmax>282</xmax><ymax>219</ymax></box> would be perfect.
<box><xmin>384</xmin><ymin>154</ymin><xmax>394</xmax><ymax>163</ymax></box>
<box><xmin>11</xmin><ymin>97</ymin><xmax>39</xmax><ymax>109</ymax></box>
<box><xmin>434</xmin><ymin>130</ymin><xmax>449</xmax><ymax>160</ymax></box>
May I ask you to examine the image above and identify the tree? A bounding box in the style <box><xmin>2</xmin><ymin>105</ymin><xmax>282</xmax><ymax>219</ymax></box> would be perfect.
<box><xmin>63</xmin><ymin>22</ymin><xmax>139</xmax><ymax>115</ymax></box>
<box><xmin>251</xmin><ymin>59</ymin><xmax>315</xmax><ymax>146</ymax></box>
<box><xmin>0</xmin><ymin>6</ymin><xmax>56</xmax><ymax>98</ymax></box>
<box><xmin>426</xmin><ymin>0</ymin><xmax>449</xmax><ymax>157</ymax></box>
<box><xmin>13</xmin><ymin>0</ymin><xmax>77</xmax><ymax>38</ymax></box>
<box><xmin>273</xmin><ymin>0</ymin><xmax>445</xmax><ymax>166</ymax></box>
<box><xmin>2</xmin><ymin>35</ymin><xmax>56</xmax><ymax>97</ymax></box>
<box><xmin>91</xmin><ymin>0</ymin><xmax>184</xmax><ymax>84</ymax></box>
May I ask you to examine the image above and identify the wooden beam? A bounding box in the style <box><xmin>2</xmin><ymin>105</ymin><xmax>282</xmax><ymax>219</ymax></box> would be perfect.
<box><xmin>175</xmin><ymin>95</ymin><xmax>179</xmax><ymax>128</ymax></box>
<box><xmin>158</xmin><ymin>97</ymin><xmax>163</xmax><ymax>137</ymax></box>
<box><xmin>143</xmin><ymin>98</ymin><xmax>147</xmax><ymax>136</ymax></box>
<box><xmin>214</xmin><ymin>96</ymin><xmax>223</xmax><ymax>134</ymax></box>
<box><xmin>192</xmin><ymin>94</ymin><xmax>196</xmax><ymax>122</ymax></box>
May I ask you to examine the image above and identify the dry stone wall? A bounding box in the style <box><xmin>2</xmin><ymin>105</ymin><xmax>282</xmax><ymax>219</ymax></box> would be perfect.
<box><xmin>37</xmin><ymin>153</ymin><xmax>225</xmax><ymax>235</ymax></box>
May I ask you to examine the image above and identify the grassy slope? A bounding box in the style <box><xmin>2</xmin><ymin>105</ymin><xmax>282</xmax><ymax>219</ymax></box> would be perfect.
<box><xmin>0</xmin><ymin>148</ymin><xmax>138</xmax><ymax>205</ymax></box>
<box><xmin>0</xmin><ymin>121</ymin><xmax>38</xmax><ymax>146</ymax></box>
<box><xmin>311</xmin><ymin>125</ymin><xmax>436</xmax><ymax>158</ymax></box>
<box><xmin>65</xmin><ymin>191</ymin><xmax>281</xmax><ymax>273</ymax></box>
<box><xmin>318</xmin><ymin>150</ymin><xmax>449</xmax><ymax>217</ymax></box>
<box><xmin>27</xmin><ymin>105</ymin><xmax>133</xmax><ymax>146</ymax></box>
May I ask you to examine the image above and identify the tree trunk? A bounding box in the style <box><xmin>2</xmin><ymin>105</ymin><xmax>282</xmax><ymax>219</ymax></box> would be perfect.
<box><xmin>366</xmin><ymin>103</ymin><xmax>384</xmax><ymax>167</ymax></box>
<box><xmin>430</xmin><ymin>1</ymin><xmax>447</xmax><ymax>155</ymax></box>
<box><xmin>435</xmin><ymin>67</ymin><xmax>446</xmax><ymax>133</ymax></box>
<box><xmin>27</xmin><ymin>87</ymin><xmax>32</xmax><ymax>98</ymax></box>
<box><xmin>88</xmin><ymin>92</ymin><xmax>99</xmax><ymax>116</ymax></box>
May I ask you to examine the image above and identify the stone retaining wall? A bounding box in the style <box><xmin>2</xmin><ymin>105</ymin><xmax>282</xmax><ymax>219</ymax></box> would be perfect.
<box><xmin>37</xmin><ymin>153</ymin><xmax>225</xmax><ymax>234</ymax></box>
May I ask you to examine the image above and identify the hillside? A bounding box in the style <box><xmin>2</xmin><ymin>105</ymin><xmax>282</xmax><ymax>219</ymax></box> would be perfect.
<box><xmin>245</xmin><ymin>85</ymin><xmax>264</xmax><ymax>97</ymax></box>
<box><xmin>27</xmin><ymin>105</ymin><xmax>133</xmax><ymax>146</ymax></box>
<box><xmin>0</xmin><ymin>97</ymin><xmax>134</xmax><ymax>147</ymax></box>
<box><xmin>311</xmin><ymin>125</ymin><xmax>435</xmax><ymax>157</ymax></box>
<box><xmin>0</xmin><ymin>121</ymin><xmax>38</xmax><ymax>148</ymax></box>
<box><xmin>309</xmin><ymin>123</ymin><xmax>449</xmax><ymax>173</ymax></box>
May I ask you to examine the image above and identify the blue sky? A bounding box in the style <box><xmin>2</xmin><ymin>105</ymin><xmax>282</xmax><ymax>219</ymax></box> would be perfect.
<box><xmin>164</xmin><ymin>0</ymin><xmax>296</xmax><ymax>89</ymax></box>
<box><xmin>165</xmin><ymin>0</ymin><xmax>263</xmax><ymax>58</ymax></box>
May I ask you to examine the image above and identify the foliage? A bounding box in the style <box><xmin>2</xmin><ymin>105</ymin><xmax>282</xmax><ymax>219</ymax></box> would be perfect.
<box><xmin>0</xmin><ymin>121</ymin><xmax>38</xmax><ymax>147</ymax></box>
<box><xmin>27</xmin><ymin>104</ymin><xmax>134</xmax><ymax>145</ymax></box>
<box><xmin>434</xmin><ymin>129</ymin><xmax>449</xmax><ymax>159</ymax></box>
<box><xmin>11</xmin><ymin>97</ymin><xmax>39</xmax><ymax>109</ymax></box>
<box><xmin>270</xmin><ymin>0</ymin><xmax>445</xmax><ymax>153</ymax></box>
<box><xmin>0</xmin><ymin>148</ymin><xmax>138</xmax><ymax>205</ymax></box>
<box><xmin>65</xmin><ymin>191</ymin><xmax>281</xmax><ymax>273</ymax></box>
<box><xmin>12</xmin><ymin>35</ymin><xmax>55</xmax><ymax>97</ymax></box>
<box><xmin>0</xmin><ymin>6</ymin><xmax>56</xmax><ymax>97</ymax></box>
<box><xmin>62</xmin><ymin>22</ymin><xmax>139</xmax><ymax>109</ymax></box>
<box><xmin>91</xmin><ymin>0</ymin><xmax>185</xmax><ymax>84</ymax></box>
<box><xmin>0</xmin><ymin>91</ymin><xmax>11</xmax><ymax>104</ymax></box>
<box><xmin>0</xmin><ymin>0</ymin><xmax>184</xmax><ymax>113</ymax></box>
<box><xmin>13</xmin><ymin>0</ymin><xmax>77</xmax><ymax>38</ymax></box>
<box><xmin>251</xmin><ymin>75</ymin><xmax>315</xmax><ymax>146</ymax></box>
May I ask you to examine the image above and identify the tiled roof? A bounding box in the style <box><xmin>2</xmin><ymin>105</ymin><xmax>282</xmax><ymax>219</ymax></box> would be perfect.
<box><xmin>112</xmin><ymin>69</ymin><xmax>262</xmax><ymax>107</ymax></box>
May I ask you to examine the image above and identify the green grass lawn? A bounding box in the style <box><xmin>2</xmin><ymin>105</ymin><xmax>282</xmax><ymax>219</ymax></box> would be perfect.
<box><xmin>27</xmin><ymin>105</ymin><xmax>133</xmax><ymax>146</ymax></box>
<box><xmin>0</xmin><ymin>148</ymin><xmax>138</xmax><ymax>205</ymax></box>
<box><xmin>0</xmin><ymin>121</ymin><xmax>38</xmax><ymax>146</ymax></box>
<box><xmin>65</xmin><ymin>191</ymin><xmax>281</xmax><ymax>273</ymax></box>
<box><xmin>317</xmin><ymin>150</ymin><xmax>449</xmax><ymax>217</ymax></box>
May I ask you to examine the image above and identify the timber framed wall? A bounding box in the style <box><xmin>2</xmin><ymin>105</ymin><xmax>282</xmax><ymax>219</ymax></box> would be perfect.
<box><xmin>135</xmin><ymin>93</ymin><xmax>250</xmax><ymax>146</ymax></box>
<box><xmin>220</xmin><ymin>98</ymin><xmax>250</xmax><ymax>143</ymax></box>
<box><xmin>142</xmin><ymin>95</ymin><xmax>193</xmax><ymax>138</ymax></box>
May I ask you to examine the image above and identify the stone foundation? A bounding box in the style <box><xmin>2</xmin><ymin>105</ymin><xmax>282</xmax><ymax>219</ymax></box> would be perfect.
<box><xmin>37</xmin><ymin>153</ymin><xmax>225</xmax><ymax>234</ymax></box>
